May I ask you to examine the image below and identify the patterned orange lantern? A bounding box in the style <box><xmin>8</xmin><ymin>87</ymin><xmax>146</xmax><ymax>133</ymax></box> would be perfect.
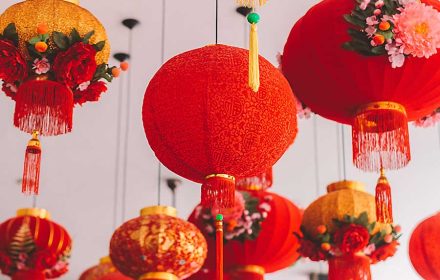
<box><xmin>0</xmin><ymin>0</ymin><xmax>121</xmax><ymax>195</ymax></box>
<box><xmin>142</xmin><ymin>44</ymin><xmax>297</xmax><ymax>208</ymax></box>
<box><xmin>298</xmin><ymin>181</ymin><xmax>401</xmax><ymax>280</ymax></box>
<box><xmin>409</xmin><ymin>212</ymin><xmax>440</xmax><ymax>280</ymax></box>
<box><xmin>282</xmin><ymin>0</ymin><xmax>440</xmax><ymax>223</ymax></box>
<box><xmin>189</xmin><ymin>190</ymin><xmax>302</xmax><ymax>279</ymax></box>
<box><xmin>110</xmin><ymin>206</ymin><xmax>207</xmax><ymax>280</ymax></box>
<box><xmin>80</xmin><ymin>256</ymin><xmax>130</xmax><ymax>280</ymax></box>
<box><xmin>0</xmin><ymin>208</ymin><xmax>72</xmax><ymax>280</ymax></box>
<box><xmin>236</xmin><ymin>168</ymin><xmax>273</xmax><ymax>192</ymax></box>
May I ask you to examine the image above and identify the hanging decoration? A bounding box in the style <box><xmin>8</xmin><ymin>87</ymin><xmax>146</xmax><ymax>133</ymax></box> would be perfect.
<box><xmin>414</xmin><ymin>107</ymin><xmax>440</xmax><ymax>127</ymax></box>
<box><xmin>79</xmin><ymin>257</ymin><xmax>130</xmax><ymax>280</ymax></box>
<box><xmin>0</xmin><ymin>0</ymin><xmax>125</xmax><ymax>195</ymax></box>
<box><xmin>110</xmin><ymin>206</ymin><xmax>207</xmax><ymax>280</ymax></box>
<box><xmin>188</xmin><ymin>269</ymin><xmax>231</xmax><ymax>280</ymax></box>
<box><xmin>236</xmin><ymin>168</ymin><xmax>273</xmax><ymax>192</ymax></box>
<box><xmin>281</xmin><ymin>0</ymin><xmax>440</xmax><ymax>224</ymax></box>
<box><xmin>189</xmin><ymin>190</ymin><xmax>302</xmax><ymax>280</ymax></box>
<box><xmin>409</xmin><ymin>212</ymin><xmax>440</xmax><ymax>280</ymax></box>
<box><xmin>143</xmin><ymin>44</ymin><xmax>297</xmax><ymax>208</ymax></box>
<box><xmin>0</xmin><ymin>208</ymin><xmax>72</xmax><ymax>280</ymax></box>
<box><xmin>298</xmin><ymin>181</ymin><xmax>401</xmax><ymax>280</ymax></box>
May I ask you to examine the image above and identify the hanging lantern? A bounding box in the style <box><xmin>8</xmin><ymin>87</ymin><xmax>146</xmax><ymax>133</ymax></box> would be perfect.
<box><xmin>0</xmin><ymin>0</ymin><xmax>123</xmax><ymax>195</ymax></box>
<box><xmin>189</xmin><ymin>190</ymin><xmax>302</xmax><ymax>279</ymax></box>
<box><xmin>236</xmin><ymin>168</ymin><xmax>273</xmax><ymax>192</ymax></box>
<box><xmin>79</xmin><ymin>256</ymin><xmax>130</xmax><ymax>280</ymax></box>
<box><xmin>409</xmin><ymin>212</ymin><xmax>440</xmax><ymax>280</ymax></box>
<box><xmin>298</xmin><ymin>181</ymin><xmax>401</xmax><ymax>280</ymax></box>
<box><xmin>110</xmin><ymin>206</ymin><xmax>207</xmax><ymax>280</ymax></box>
<box><xmin>0</xmin><ymin>208</ymin><xmax>72</xmax><ymax>280</ymax></box>
<box><xmin>143</xmin><ymin>44</ymin><xmax>297</xmax><ymax>208</ymax></box>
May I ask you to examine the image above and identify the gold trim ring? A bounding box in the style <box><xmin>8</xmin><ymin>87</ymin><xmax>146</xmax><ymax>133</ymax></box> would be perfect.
<box><xmin>205</xmin><ymin>174</ymin><xmax>235</xmax><ymax>181</ymax></box>
<box><xmin>140</xmin><ymin>206</ymin><xmax>177</xmax><ymax>217</ymax></box>
<box><xmin>17</xmin><ymin>208</ymin><xmax>51</xmax><ymax>220</ymax></box>
<box><xmin>327</xmin><ymin>181</ymin><xmax>366</xmax><ymax>193</ymax></box>
<box><xmin>356</xmin><ymin>101</ymin><xmax>406</xmax><ymax>116</ymax></box>
<box><xmin>234</xmin><ymin>265</ymin><xmax>265</xmax><ymax>275</ymax></box>
<box><xmin>139</xmin><ymin>272</ymin><xmax>179</xmax><ymax>280</ymax></box>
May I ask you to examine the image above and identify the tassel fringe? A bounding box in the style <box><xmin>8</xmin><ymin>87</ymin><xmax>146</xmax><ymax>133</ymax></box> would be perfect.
<box><xmin>22</xmin><ymin>131</ymin><xmax>42</xmax><ymax>195</ymax></box>
<box><xmin>249</xmin><ymin>23</ymin><xmax>260</xmax><ymax>92</ymax></box>
<box><xmin>352</xmin><ymin>103</ymin><xmax>410</xmax><ymax>172</ymax></box>
<box><xmin>236</xmin><ymin>0</ymin><xmax>267</xmax><ymax>8</ymax></box>
<box><xmin>375</xmin><ymin>169</ymin><xmax>393</xmax><ymax>224</ymax></box>
<box><xmin>201</xmin><ymin>174</ymin><xmax>235</xmax><ymax>208</ymax></box>
<box><xmin>14</xmin><ymin>79</ymin><xmax>74</xmax><ymax>136</ymax></box>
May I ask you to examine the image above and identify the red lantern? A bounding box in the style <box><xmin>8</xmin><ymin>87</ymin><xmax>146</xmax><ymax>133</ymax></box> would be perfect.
<box><xmin>143</xmin><ymin>44</ymin><xmax>297</xmax><ymax>208</ymax></box>
<box><xmin>236</xmin><ymin>168</ymin><xmax>273</xmax><ymax>192</ymax></box>
<box><xmin>0</xmin><ymin>208</ymin><xmax>72</xmax><ymax>279</ymax></box>
<box><xmin>80</xmin><ymin>257</ymin><xmax>130</xmax><ymax>280</ymax></box>
<box><xmin>187</xmin><ymin>268</ymin><xmax>231</xmax><ymax>280</ymax></box>
<box><xmin>409</xmin><ymin>212</ymin><xmax>440</xmax><ymax>280</ymax></box>
<box><xmin>189</xmin><ymin>191</ymin><xmax>302</xmax><ymax>279</ymax></box>
<box><xmin>282</xmin><ymin>0</ymin><xmax>440</xmax><ymax>172</ymax></box>
<box><xmin>110</xmin><ymin>206</ymin><xmax>207</xmax><ymax>280</ymax></box>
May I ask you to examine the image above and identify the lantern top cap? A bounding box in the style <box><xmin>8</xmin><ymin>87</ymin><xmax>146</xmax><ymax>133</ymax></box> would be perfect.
<box><xmin>99</xmin><ymin>256</ymin><xmax>111</xmax><ymax>264</ymax></box>
<box><xmin>140</xmin><ymin>206</ymin><xmax>177</xmax><ymax>217</ymax></box>
<box><xmin>17</xmin><ymin>208</ymin><xmax>51</xmax><ymax>220</ymax></box>
<box><xmin>327</xmin><ymin>180</ymin><xmax>365</xmax><ymax>193</ymax></box>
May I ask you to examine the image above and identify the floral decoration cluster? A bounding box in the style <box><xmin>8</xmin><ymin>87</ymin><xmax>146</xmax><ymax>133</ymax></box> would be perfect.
<box><xmin>344</xmin><ymin>0</ymin><xmax>440</xmax><ymax>68</ymax></box>
<box><xmin>296</xmin><ymin>212</ymin><xmax>401</xmax><ymax>263</ymax></box>
<box><xmin>414</xmin><ymin>107</ymin><xmax>440</xmax><ymax>127</ymax></box>
<box><xmin>195</xmin><ymin>191</ymin><xmax>272</xmax><ymax>242</ymax></box>
<box><xmin>0</xmin><ymin>23</ymin><xmax>128</xmax><ymax>105</ymax></box>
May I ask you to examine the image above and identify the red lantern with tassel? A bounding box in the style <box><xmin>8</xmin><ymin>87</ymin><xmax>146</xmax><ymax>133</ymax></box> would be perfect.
<box><xmin>281</xmin><ymin>0</ymin><xmax>440</xmax><ymax>223</ymax></box>
<box><xmin>409</xmin><ymin>212</ymin><xmax>440</xmax><ymax>280</ymax></box>
<box><xmin>79</xmin><ymin>257</ymin><xmax>130</xmax><ymax>280</ymax></box>
<box><xmin>189</xmin><ymin>190</ymin><xmax>302</xmax><ymax>279</ymax></box>
<box><xmin>0</xmin><ymin>208</ymin><xmax>72</xmax><ymax>280</ymax></box>
<box><xmin>143</xmin><ymin>44</ymin><xmax>297</xmax><ymax>208</ymax></box>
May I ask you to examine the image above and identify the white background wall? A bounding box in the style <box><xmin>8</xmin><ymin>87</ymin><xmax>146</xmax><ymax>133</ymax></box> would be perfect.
<box><xmin>0</xmin><ymin>0</ymin><xmax>439</xmax><ymax>279</ymax></box>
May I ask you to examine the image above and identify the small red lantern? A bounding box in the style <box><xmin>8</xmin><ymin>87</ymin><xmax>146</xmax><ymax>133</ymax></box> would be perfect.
<box><xmin>409</xmin><ymin>212</ymin><xmax>440</xmax><ymax>280</ymax></box>
<box><xmin>110</xmin><ymin>206</ymin><xmax>207</xmax><ymax>280</ymax></box>
<box><xmin>189</xmin><ymin>190</ymin><xmax>302</xmax><ymax>279</ymax></box>
<box><xmin>143</xmin><ymin>44</ymin><xmax>297</xmax><ymax>208</ymax></box>
<box><xmin>0</xmin><ymin>208</ymin><xmax>72</xmax><ymax>280</ymax></box>
<box><xmin>80</xmin><ymin>256</ymin><xmax>130</xmax><ymax>280</ymax></box>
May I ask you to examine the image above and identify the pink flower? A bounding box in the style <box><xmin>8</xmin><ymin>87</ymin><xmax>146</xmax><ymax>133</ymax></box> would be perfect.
<box><xmin>374</xmin><ymin>9</ymin><xmax>382</xmax><ymax>16</ymax></box>
<box><xmin>77</xmin><ymin>81</ymin><xmax>91</xmax><ymax>91</ymax></box>
<box><xmin>375</xmin><ymin>0</ymin><xmax>384</xmax><ymax>8</ymax></box>
<box><xmin>259</xmin><ymin>202</ymin><xmax>271</xmax><ymax>212</ymax></box>
<box><xmin>399</xmin><ymin>0</ymin><xmax>416</xmax><ymax>6</ymax></box>
<box><xmin>32</xmin><ymin>58</ymin><xmax>50</xmax><ymax>75</ymax></box>
<box><xmin>365</xmin><ymin>26</ymin><xmax>377</xmax><ymax>38</ymax></box>
<box><xmin>389</xmin><ymin>53</ymin><xmax>405</xmax><ymax>68</ymax></box>
<box><xmin>363</xmin><ymin>243</ymin><xmax>376</xmax><ymax>255</ymax></box>
<box><xmin>386</xmin><ymin>41</ymin><xmax>405</xmax><ymax>68</ymax></box>
<box><xmin>360</xmin><ymin>0</ymin><xmax>371</xmax><ymax>10</ymax></box>
<box><xmin>366</xmin><ymin>16</ymin><xmax>379</xmax><ymax>26</ymax></box>
<box><xmin>414</xmin><ymin>110</ymin><xmax>440</xmax><ymax>127</ymax></box>
<box><xmin>393</xmin><ymin>2</ymin><xmax>440</xmax><ymax>58</ymax></box>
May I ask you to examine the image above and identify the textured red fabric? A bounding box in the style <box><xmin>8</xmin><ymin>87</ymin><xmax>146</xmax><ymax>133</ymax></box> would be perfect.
<box><xmin>282</xmin><ymin>0</ymin><xmax>440</xmax><ymax>124</ymax></box>
<box><xmin>110</xmin><ymin>214</ymin><xmax>207</xmax><ymax>279</ymax></box>
<box><xmin>0</xmin><ymin>212</ymin><xmax>72</xmax><ymax>278</ymax></box>
<box><xmin>328</xmin><ymin>255</ymin><xmax>371</xmax><ymax>280</ymax></box>
<box><xmin>188</xmin><ymin>191</ymin><xmax>302</xmax><ymax>274</ymax></box>
<box><xmin>409</xmin><ymin>213</ymin><xmax>440</xmax><ymax>280</ymax></box>
<box><xmin>143</xmin><ymin>44</ymin><xmax>297</xmax><ymax>184</ymax></box>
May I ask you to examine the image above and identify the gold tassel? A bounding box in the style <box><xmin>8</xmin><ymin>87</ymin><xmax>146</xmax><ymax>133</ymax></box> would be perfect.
<box><xmin>237</xmin><ymin>0</ymin><xmax>267</xmax><ymax>8</ymax></box>
<box><xmin>248</xmin><ymin>13</ymin><xmax>261</xmax><ymax>92</ymax></box>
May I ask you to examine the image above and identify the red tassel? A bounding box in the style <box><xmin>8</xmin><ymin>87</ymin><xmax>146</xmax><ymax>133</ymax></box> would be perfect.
<box><xmin>352</xmin><ymin>101</ymin><xmax>410</xmax><ymax>172</ymax></box>
<box><xmin>201</xmin><ymin>174</ymin><xmax>235</xmax><ymax>208</ymax></box>
<box><xmin>375</xmin><ymin>169</ymin><xmax>393</xmax><ymax>224</ymax></box>
<box><xmin>216</xmin><ymin>214</ymin><xmax>224</xmax><ymax>280</ymax></box>
<box><xmin>22</xmin><ymin>131</ymin><xmax>42</xmax><ymax>195</ymax></box>
<box><xmin>14</xmin><ymin>78</ymin><xmax>74</xmax><ymax>136</ymax></box>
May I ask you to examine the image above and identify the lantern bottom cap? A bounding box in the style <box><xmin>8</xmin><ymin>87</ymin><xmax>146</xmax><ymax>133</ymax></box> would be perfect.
<box><xmin>139</xmin><ymin>272</ymin><xmax>178</xmax><ymax>280</ymax></box>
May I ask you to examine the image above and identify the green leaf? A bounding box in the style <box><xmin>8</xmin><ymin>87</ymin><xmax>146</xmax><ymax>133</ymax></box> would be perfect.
<box><xmin>82</xmin><ymin>30</ymin><xmax>95</xmax><ymax>43</ymax></box>
<box><xmin>26</xmin><ymin>42</ymin><xmax>42</xmax><ymax>59</ymax></box>
<box><xmin>93</xmin><ymin>40</ymin><xmax>106</xmax><ymax>52</ymax></box>
<box><xmin>28</xmin><ymin>36</ymin><xmax>41</xmax><ymax>45</ymax></box>
<box><xmin>69</xmin><ymin>28</ymin><xmax>81</xmax><ymax>44</ymax></box>
<box><xmin>3</xmin><ymin>23</ymin><xmax>18</xmax><ymax>46</ymax></box>
<box><xmin>40</xmin><ymin>33</ymin><xmax>49</xmax><ymax>41</ymax></box>
<box><xmin>356</xmin><ymin>212</ymin><xmax>369</xmax><ymax>226</ymax></box>
<box><xmin>53</xmin><ymin>31</ymin><xmax>69</xmax><ymax>50</ymax></box>
<box><xmin>371</xmin><ymin>46</ymin><xmax>386</xmax><ymax>55</ymax></box>
<box><xmin>344</xmin><ymin>14</ymin><xmax>366</xmax><ymax>28</ymax></box>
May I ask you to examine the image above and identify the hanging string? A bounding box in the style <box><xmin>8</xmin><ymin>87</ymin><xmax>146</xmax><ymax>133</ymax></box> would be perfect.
<box><xmin>32</xmin><ymin>195</ymin><xmax>37</xmax><ymax>208</ymax></box>
<box><xmin>312</xmin><ymin>115</ymin><xmax>321</xmax><ymax>197</ymax></box>
<box><xmin>215</xmin><ymin>0</ymin><xmax>219</xmax><ymax>44</ymax></box>
<box><xmin>340</xmin><ymin>124</ymin><xmax>348</xmax><ymax>180</ymax></box>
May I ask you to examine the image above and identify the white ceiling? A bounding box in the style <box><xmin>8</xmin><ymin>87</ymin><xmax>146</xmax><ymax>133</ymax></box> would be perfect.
<box><xmin>0</xmin><ymin>0</ymin><xmax>439</xmax><ymax>279</ymax></box>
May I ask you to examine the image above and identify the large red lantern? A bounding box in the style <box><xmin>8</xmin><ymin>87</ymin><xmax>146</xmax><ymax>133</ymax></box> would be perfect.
<box><xmin>143</xmin><ymin>44</ymin><xmax>297</xmax><ymax>208</ymax></box>
<box><xmin>79</xmin><ymin>256</ymin><xmax>130</xmax><ymax>280</ymax></box>
<box><xmin>0</xmin><ymin>208</ymin><xmax>72</xmax><ymax>280</ymax></box>
<box><xmin>409</xmin><ymin>212</ymin><xmax>440</xmax><ymax>280</ymax></box>
<box><xmin>189</xmin><ymin>190</ymin><xmax>302</xmax><ymax>279</ymax></box>
<box><xmin>110</xmin><ymin>206</ymin><xmax>207</xmax><ymax>280</ymax></box>
<box><xmin>282</xmin><ymin>0</ymin><xmax>440</xmax><ymax>173</ymax></box>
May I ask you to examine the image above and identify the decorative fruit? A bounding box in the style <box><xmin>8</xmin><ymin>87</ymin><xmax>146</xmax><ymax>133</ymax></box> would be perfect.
<box><xmin>379</xmin><ymin>21</ymin><xmax>391</xmax><ymax>31</ymax></box>
<box><xmin>120</xmin><ymin>61</ymin><xmax>129</xmax><ymax>71</ymax></box>
<box><xmin>321</xmin><ymin>243</ymin><xmax>331</xmax><ymax>251</ymax></box>
<box><xmin>373</xmin><ymin>34</ymin><xmax>385</xmax><ymax>45</ymax></box>
<box><xmin>112</xmin><ymin>67</ymin><xmax>121</xmax><ymax>77</ymax></box>
<box><xmin>36</xmin><ymin>23</ymin><xmax>48</xmax><ymax>34</ymax></box>
<box><xmin>35</xmin><ymin>41</ymin><xmax>48</xmax><ymax>52</ymax></box>
<box><xmin>317</xmin><ymin>225</ymin><xmax>327</xmax><ymax>235</ymax></box>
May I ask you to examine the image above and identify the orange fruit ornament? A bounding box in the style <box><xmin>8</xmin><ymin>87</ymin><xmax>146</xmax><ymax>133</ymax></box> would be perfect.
<box><xmin>35</xmin><ymin>41</ymin><xmax>48</xmax><ymax>53</ymax></box>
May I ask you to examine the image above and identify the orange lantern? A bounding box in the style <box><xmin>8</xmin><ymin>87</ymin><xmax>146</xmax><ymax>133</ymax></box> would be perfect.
<box><xmin>79</xmin><ymin>256</ymin><xmax>130</xmax><ymax>280</ymax></box>
<box><xmin>0</xmin><ymin>208</ymin><xmax>72</xmax><ymax>280</ymax></box>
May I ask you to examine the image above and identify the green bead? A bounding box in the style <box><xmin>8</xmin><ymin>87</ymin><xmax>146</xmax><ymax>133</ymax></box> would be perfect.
<box><xmin>247</xmin><ymin>13</ymin><xmax>260</xmax><ymax>24</ymax></box>
<box><xmin>216</xmin><ymin>214</ymin><xmax>223</xmax><ymax>221</ymax></box>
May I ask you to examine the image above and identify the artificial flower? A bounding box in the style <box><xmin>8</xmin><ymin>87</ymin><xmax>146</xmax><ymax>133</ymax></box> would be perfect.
<box><xmin>0</xmin><ymin>39</ymin><xmax>28</xmax><ymax>83</ymax></box>
<box><xmin>363</xmin><ymin>243</ymin><xmax>376</xmax><ymax>255</ymax></box>
<box><xmin>2</xmin><ymin>83</ymin><xmax>18</xmax><ymax>99</ymax></box>
<box><xmin>31</xmin><ymin>250</ymin><xmax>58</xmax><ymax>270</ymax></box>
<box><xmin>413</xmin><ymin>109</ymin><xmax>440</xmax><ymax>127</ymax></box>
<box><xmin>334</xmin><ymin>224</ymin><xmax>370</xmax><ymax>254</ymax></box>
<box><xmin>393</xmin><ymin>2</ymin><xmax>440</xmax><ymax>58</ymax></box>
<box><xmin>370</xmin><ymin>241</ymin><xmax>399</xmax><ymax>264</ymax></box>
<box><xmin>366</xmin><ymin>16</ymin><xmax>379</xmax><ymax>26</ymax></box>
<box><xmin>211</xmin><ymin>191</ymin><xmax>245</xmax><ymax>222</ymax></box>
<box><xmin>298</xmin><ymin>239</ymin><xmax>328</xmax><ymax>261</ymax></box>
<box><xmin>73</xmin><ymin>81</ymin><xmax>107</xmax><ymax>105</ymax></box>
<box><xmin>32</xmin><ymin>58</ymin><xmax>50</xmax><ymax>75</ymax></box>
<box><xmin>360</xmin><ymin>0</ymin><xmax>371</xmax><ymax>10</ymax></box>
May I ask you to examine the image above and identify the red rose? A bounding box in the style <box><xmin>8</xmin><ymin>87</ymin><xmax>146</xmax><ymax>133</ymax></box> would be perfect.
<box><xmin>0</xmin><ymin>39</ymin><xmax>27</xmax><ymax>83</ymax></box>
<box><xmin>73</xmin><ymin>81</ymin><xmax>107</xmax><ymax>105</ymax></box>
<box><xmin>298</xmin><ymin>239</ymin><xmax>328</xmax><ymax>261</ymax></box>
<box><xmin>370</xmin><ymin>241</ymin><xmax>399</xmax><ymax>264</ymax></box>
<box><xmin>334</xmin><ymin>224</ymin><xmax>370</xmax><ymax>254</ymax></box>
<box><xmin>53</xmin><ymin>42</ymin><xmax>97</xmax><ymax>88</ymax></box>
<box><xmin>31</xmin><ymin>250</ymin><xmax>58</xmax><ymax>270</ymax></box>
